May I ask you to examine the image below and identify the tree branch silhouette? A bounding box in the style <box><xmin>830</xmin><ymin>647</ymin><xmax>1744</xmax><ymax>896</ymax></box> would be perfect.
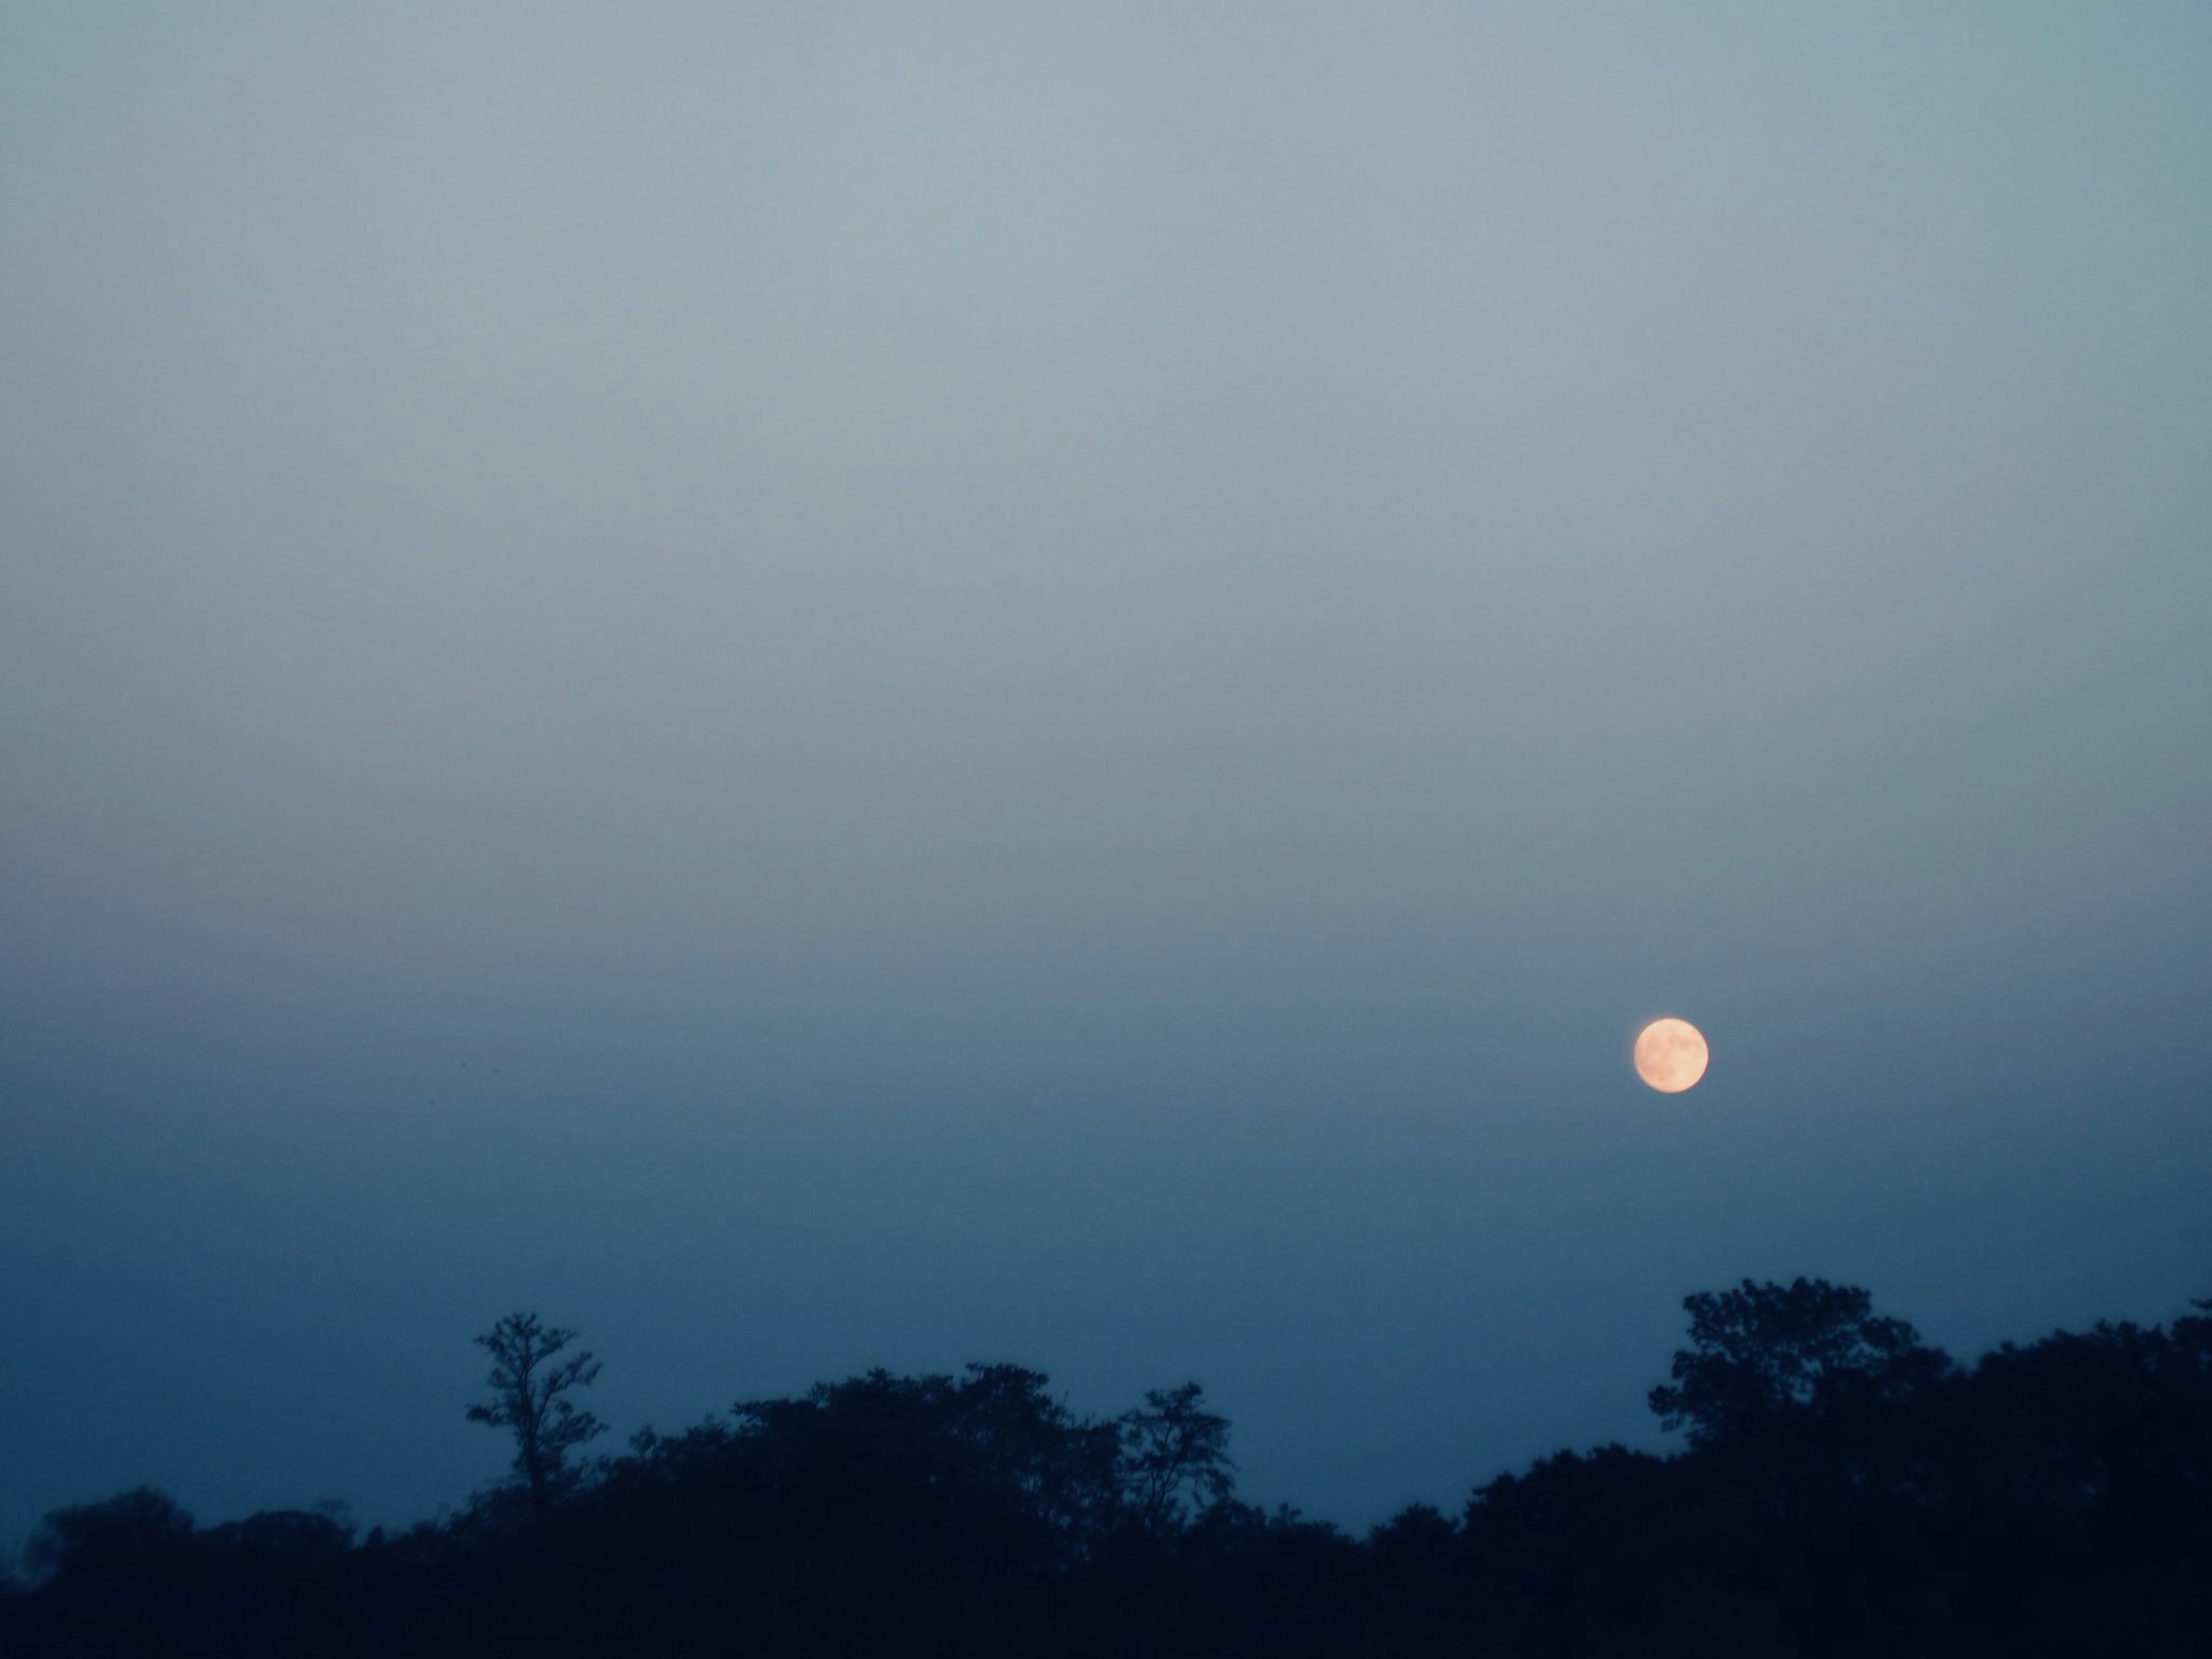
<box><xmin>466</xmin><ymin>1312</ymin><xmax>605</xmax><ymax>1512</ymax></box>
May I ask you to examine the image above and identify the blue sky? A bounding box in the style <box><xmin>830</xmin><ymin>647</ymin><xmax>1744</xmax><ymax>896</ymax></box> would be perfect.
<box><xmin>3</xmin><ymin>2</ymin><xmax>2208</xmax><ymax>1549</ymax></box>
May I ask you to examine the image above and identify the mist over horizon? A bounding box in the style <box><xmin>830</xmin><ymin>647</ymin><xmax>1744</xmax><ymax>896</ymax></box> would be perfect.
<box><xmin>3</xmin><ymin>2</ymin><xmax>2208</xmax><ymax>1558</ymax></box>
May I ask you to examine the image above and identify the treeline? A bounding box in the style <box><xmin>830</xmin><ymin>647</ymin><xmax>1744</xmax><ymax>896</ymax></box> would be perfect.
<box><xmin>5</xmin><ymin>1279</ymin><xmax>2209</xmax><ymax>1656</ymax></box>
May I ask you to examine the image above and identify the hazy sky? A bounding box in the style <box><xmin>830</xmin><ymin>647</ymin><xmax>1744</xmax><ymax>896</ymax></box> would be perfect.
<box><xmin>4</xmin><ymin>2</ymin><xmax>2209</xmax><ymax>1550</ymax></box>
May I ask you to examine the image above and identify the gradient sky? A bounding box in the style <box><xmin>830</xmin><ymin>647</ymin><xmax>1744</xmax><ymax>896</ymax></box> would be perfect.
<box><xmin>4</xmin><ymin>2</ymin><xmax>2209</xmax><ymax>1553</ymax></box>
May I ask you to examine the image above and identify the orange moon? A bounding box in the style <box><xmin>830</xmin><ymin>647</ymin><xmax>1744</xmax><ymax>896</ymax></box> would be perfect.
<box><xmin>1633</xmin><ymin>1018</ymin><xmax>1709</xmax><ymax>1093</ymax></box>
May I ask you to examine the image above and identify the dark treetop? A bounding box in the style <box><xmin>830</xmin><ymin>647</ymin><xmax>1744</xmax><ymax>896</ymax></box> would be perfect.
<box><xmin>6</xmin><ymin>1280</ymin><xmax>2210</xmax><ymax>1656</ymax></box>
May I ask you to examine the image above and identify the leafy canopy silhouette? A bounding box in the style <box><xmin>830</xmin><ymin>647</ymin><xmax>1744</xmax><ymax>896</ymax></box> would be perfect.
<box><xmin>1119</xmin><ymin>1381</ymin><xmax>1236</xmax><ymax>1534</ymax></box>
<box><xmin>1648</xmin><ymin>1275</ymin><xmax>1936</xmax><ymax>1446</ymax></box>
<box><xmin>13</xmin><ymin>1279</ymin><xmax>2212</xmax><ymax>1656</ymax></box>
<box><xmin>466</xmin><ymin>1312</ymin><xmax>606</xmax><ymax>1508</ymax></box>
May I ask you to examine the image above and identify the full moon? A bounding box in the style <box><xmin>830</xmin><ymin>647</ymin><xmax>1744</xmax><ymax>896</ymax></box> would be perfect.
<box><xmin>1634</xmin><ymin>1017</ymin><xmax>1709</xmax><ymax>1093</ymax></box>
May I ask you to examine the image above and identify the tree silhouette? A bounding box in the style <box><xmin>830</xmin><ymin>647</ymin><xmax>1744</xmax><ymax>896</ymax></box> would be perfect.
<box><xmin>1118</xmin><ymin>1381</ymin><xmax>1235</xmax><ymax>1534</ymax></box>
<box><xmin>466</xmin><ymin>1313</ymin><xmax>606</xmax><ymax>1510</ymax></box>
<box><xmin>25</xmin><ymin>1488</ymin><xmax>194</xmax><ymax>1592</ymax></box>
<box><xmin>11</xmin><ymin>1281</ymin><xmax>2211</xmax><ymax>1656</ymax></box>
<box><xmin>949</xmin><ymin>1363</ymin><xmax>1122</xmax><ymax>1548</ymax></box>
<box><xmin>1649</xmin><ymin>1277</ymin><xmax>1935</xmax><ymax>1447</ymax></box>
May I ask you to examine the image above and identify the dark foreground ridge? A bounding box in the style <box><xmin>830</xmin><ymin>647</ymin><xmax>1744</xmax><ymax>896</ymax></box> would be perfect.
<box><xmin>7</xmin><ymin>1279</ymin><xmax>2209</xmax><ymax>1656</ymax></box>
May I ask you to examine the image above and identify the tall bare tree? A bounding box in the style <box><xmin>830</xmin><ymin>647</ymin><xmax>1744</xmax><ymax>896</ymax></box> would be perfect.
<box><xmin>467</xmin><ymin>1313</ymin><xmax>606</xmax><ymax>1509</ymax></box>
